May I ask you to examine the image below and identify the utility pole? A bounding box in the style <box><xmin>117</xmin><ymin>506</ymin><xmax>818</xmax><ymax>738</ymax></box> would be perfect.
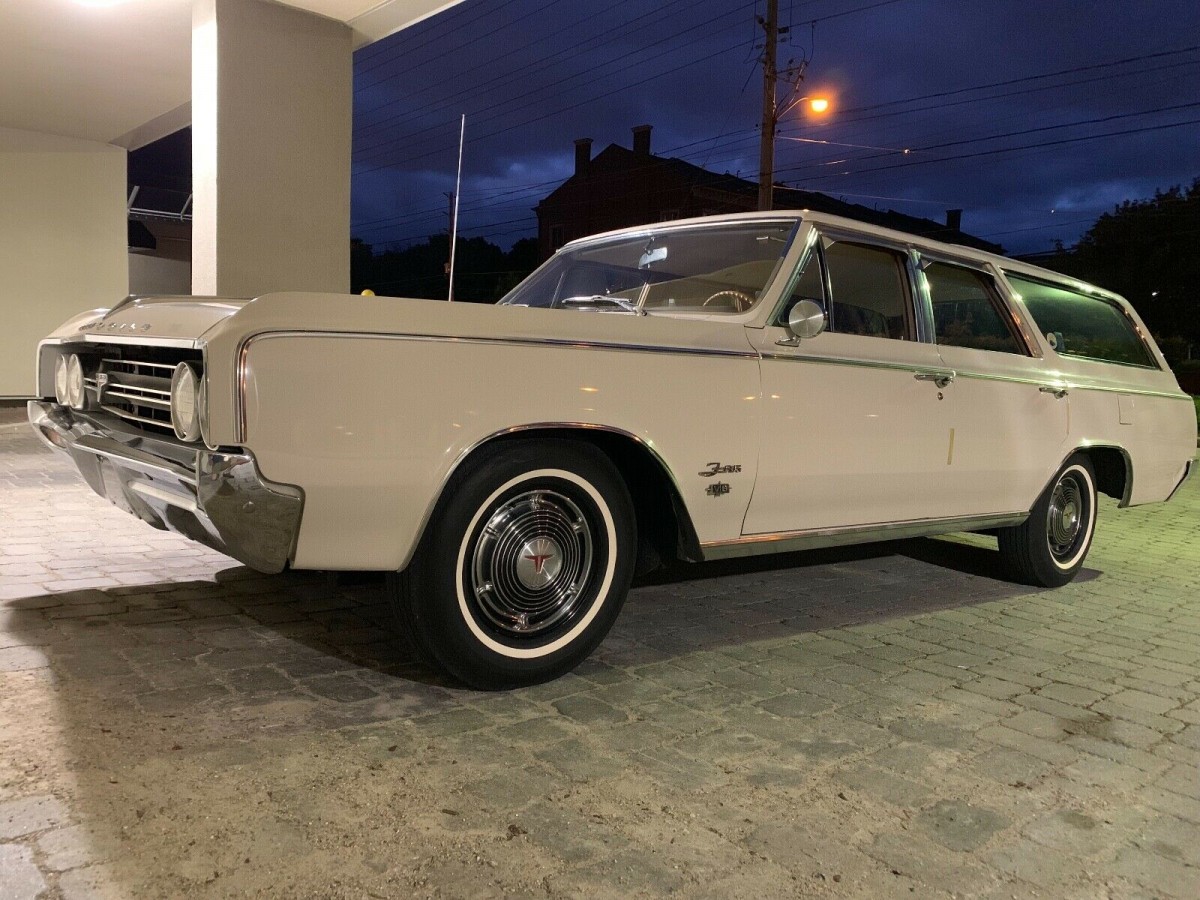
<box><xmin>757</xmin><ymin>0</ymin><xmax>779</xmax><ymax>211</ymax></box>
<box><xmin>758</xmin><ymin>1</ymin><xmax>812</xmax><ymax>211</ymax></box>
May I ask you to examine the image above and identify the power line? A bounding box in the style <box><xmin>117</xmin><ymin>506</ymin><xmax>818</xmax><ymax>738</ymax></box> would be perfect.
<box><xmin>353</xmin><ymin>0</ymin><xmax>924</xmax><ymax>170</ymax></box>
<box><xmin>354</xmin><ymin>5</ymin><xmax>756</xmax><ymax>165</ymax></box>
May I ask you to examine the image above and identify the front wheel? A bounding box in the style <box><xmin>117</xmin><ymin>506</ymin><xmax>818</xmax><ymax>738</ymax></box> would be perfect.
<box><xmin>393</xmin><ymin>440</ymin><xmax>636</xmax><ymax>689</ymax></box>
<box><xmin>998</xmin><ymin>454</ymin><xmax>1097</xmax><ymax>587</ymax></box>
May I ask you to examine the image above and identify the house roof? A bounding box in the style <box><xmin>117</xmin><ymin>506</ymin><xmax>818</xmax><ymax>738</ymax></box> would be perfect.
<box><xmin>540</xmin><ymin>143</ymin><xmax>1003</xmax><ymax>254</ymax></box>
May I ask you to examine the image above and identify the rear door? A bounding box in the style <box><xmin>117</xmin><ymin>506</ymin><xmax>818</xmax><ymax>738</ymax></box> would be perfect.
<box><xmin>918</xmin><ymin>254</ymin><xmax>1070</xmax><ymax>514</ymax></box>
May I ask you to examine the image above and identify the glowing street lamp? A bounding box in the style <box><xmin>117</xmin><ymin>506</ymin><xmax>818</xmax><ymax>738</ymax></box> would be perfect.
<box><xmin>760</xmin><ymin>93</ymin><xmax>833</xmax><ymax>210</ymax></box>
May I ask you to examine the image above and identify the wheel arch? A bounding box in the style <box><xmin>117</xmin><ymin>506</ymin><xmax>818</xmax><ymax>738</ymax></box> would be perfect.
<box><xmin>411</xmin><ymin>423</ymin><xmax>702</xmax><ymax>574</ymax></box>
<box><xmin>1075</xmin><ymin>444</ymin><xmax>1132</xmax><ymax>507</ymax></box>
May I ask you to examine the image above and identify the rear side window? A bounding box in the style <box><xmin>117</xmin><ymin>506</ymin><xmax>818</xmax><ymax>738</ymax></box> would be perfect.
<box><xmin>1005</xmin><ymin>274</ymin><xmax>1157</xmax><ymax>368</ymax></box>
<box><xmin>927</xmin><ymin>262</ymin><xmax>1025</xmax><ymax>355</ymax></box>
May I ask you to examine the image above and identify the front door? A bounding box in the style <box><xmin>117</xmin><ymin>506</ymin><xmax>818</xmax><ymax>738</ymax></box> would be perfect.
<box><xmin>743</xmin><ymin>233</ymin><xmax>959</xmax><ymax>535</ymax></box>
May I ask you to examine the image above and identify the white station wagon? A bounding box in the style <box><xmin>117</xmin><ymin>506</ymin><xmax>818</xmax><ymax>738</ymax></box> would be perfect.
<box><xmin>31</xmin><ymin>211</ymin><xmax>1196</xmax><ymax>687</ymax></box>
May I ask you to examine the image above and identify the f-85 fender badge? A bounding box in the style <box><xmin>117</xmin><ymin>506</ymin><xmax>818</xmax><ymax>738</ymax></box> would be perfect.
<box><xmin>699</xmin><ymin>461</ymin><xmax>741</xmax><ymax>478</ymax></box>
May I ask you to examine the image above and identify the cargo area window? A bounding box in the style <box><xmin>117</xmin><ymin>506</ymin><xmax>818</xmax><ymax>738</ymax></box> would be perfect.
<box><xmin>1005</xmin><ymin>274</ymin><xmax>1158</xmax><ymax>368</ymax></box>
<box><xmin>926</xmin><ymin>262</ymin><xmax>1025</xmax><ymax>355</ymax></box>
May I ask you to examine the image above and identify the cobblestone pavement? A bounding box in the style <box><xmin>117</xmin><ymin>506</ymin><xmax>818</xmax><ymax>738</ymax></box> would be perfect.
<box><xmin>2</xmin><ymin>407</ymin><xmax>1199</xmax><ymax>899</ymax></box>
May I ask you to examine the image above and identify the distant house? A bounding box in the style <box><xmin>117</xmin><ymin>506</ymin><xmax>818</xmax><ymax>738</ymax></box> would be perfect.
<box><xmin>535</xmin><ymin>125</ymin><xmax>1002</xmax><ymax>260</ymax></box>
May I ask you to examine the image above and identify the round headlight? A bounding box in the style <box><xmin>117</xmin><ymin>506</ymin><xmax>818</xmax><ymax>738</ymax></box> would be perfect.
<box><xmin>66</xmin><ymin>355</ymin><xmax>86</xmax><ymax>410</ymax></box>
<box><xmin>170</xmin><ymin>362</ymin><xmax>201</xmax><ymax>442</ymax></box>
<box><xmin>54</xmin><ymin>355</ymin><xmax>69</xmax><ymax>405</ymax></box>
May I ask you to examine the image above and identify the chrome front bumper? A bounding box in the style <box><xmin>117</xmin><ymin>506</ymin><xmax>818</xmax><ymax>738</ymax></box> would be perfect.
<box><xmin>28</xmin><ymin>401</ymin><xmax>302</xmax><ymax>573</ymax></box>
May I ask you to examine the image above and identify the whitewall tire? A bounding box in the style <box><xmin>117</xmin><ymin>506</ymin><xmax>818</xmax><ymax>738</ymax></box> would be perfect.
<box><xmin>998</xmin><ymin>454</ymin><xmax>1097</xmax><ymax>587</ymax></box>
<box><xmin>392</xmin><ymin>439</ymin><xmax>636</xmax><ymax>689</ymax></box>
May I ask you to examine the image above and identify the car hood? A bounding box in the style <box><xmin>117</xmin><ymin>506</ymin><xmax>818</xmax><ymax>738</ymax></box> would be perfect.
<box><xmin>65</xmin><ymin>295</ymin><xmax>251</xmax><ymax>345</ymax></box>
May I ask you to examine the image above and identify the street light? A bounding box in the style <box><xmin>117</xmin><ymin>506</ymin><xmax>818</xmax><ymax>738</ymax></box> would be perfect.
<box><xmin>759</xmin><ymin>93</ymin><xmax>832</xmax><ymax>211</ymax></box>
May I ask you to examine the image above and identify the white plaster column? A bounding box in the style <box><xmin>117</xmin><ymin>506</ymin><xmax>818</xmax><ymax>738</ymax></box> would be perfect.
<box><xmin>0</xmin><ymin>127</ymin><xmax>127</xmax><ymax>398</ymax></box>
<box><xmin>192</xmin><ymin>0</ymin><xmax>352</xmax><ymax>297</ymax></box>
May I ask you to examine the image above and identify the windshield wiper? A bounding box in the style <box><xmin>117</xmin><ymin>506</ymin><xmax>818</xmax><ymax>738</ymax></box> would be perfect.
<box><xmin>558</xmin><ymin>295</ymin><xmax>646</xmax><ymax>316</ymax></box>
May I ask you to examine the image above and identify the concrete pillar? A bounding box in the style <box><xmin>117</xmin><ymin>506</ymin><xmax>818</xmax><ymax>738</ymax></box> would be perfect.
<box><xmin>0</xmin><ymin>127</ymin><xmax>127</xmax><ymax>398</ymax></box>
<box><xmin>192</xmin><ymin>0</ymin><xmax>352</xmax><ymax>297</ymax></box>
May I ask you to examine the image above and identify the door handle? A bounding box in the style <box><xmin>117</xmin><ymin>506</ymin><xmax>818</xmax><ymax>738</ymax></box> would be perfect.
<box><xmin>914</xmin><ymin>371</ymin><xmax>954</xmax><ymax>388</ymax></box>
<box><xmin>1039</xmin><ymin>385</ymin><xmax>1070</xmax><ymax>399</ymax></box>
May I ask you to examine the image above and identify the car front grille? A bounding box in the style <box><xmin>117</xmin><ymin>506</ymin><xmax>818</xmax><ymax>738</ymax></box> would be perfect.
<box><xmin>83</xmin><ymin>346</ymin><xmax>203</xmax><ymax>437</ymax></box>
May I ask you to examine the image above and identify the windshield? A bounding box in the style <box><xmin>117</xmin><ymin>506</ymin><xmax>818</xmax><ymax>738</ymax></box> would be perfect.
<box><xmin>500</xmin><ymin>221</ymin><xmax>798</xmax><ymax>313</ymax></box>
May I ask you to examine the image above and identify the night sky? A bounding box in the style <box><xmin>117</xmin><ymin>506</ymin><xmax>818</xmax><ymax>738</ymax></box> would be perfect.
<box><xmin>350</xmin><ymin>0</ymin><xmax>1200</xmax><ymax>255</ymax></box>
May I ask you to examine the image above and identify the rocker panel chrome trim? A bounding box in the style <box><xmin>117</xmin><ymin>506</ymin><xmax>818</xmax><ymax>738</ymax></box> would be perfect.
<box><xmin>704</xmin><ymin>512</ymin><xmax>1028</xmax><ymax>560</ymax></box>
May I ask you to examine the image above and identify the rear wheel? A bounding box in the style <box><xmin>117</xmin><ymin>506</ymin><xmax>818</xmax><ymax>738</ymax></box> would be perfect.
<box><xmin>393</xmin><ymin>440</ymin><xmax>636</xmax><ymax>689</ymax></box>
<box><xmin>998</xmin><ymin>454</ymin><xmax>1097</xmax><ymax>587</ymax></box>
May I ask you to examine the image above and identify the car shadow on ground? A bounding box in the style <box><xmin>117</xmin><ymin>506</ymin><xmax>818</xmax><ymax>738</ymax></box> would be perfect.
<box><xmin>8</xmin><ymin>530</ymin><xmax>1080</xmax><ymax>721</ymax></box>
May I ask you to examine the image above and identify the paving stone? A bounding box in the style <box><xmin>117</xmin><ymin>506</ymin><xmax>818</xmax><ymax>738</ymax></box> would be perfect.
<box><xmin>0</xmin><ymin>794</ymin><xmax>69</xmax><ymax>840</ymax></box>
<box><xmin>552</xmin><ymin>694</ymin><xmax>628</xmax><ymax>726</ymax></box>
<box><xmin>533</xmin><ymin>738</ymin><xmax>628</xmax><ymax>782</ymax></box>
<box><xmin>1111</xmin><ymin>845</ymin><xmax>1200</xmax><ymax>897</ymax></box>
<box><xmin>1154</xmin><ymin>764</ymin><xmax>1200</xmax><ymax>800</ymax></box>
<box><xmin>837</xmin><ymin>764</ymin><xmax>931</xmax><ymax>808</ymax></box>
<box><xmin>916</xmin><ymin>799</ymin><xmax>1009</xmax><ymax>851</ymax></box>
<box><xmin>967</xmin><ymin>747</ymin><xmax>1052</xmax><ymax>787</ymax></box>
<box><xmin>36</xmin><ymin>823</ymin><xmax>95</xmax><ymax>872</ymax></box>
<box><xmin>0</xmin><ymin>843</ymin><xmax>48</xmax><ymax>900</ymax></box>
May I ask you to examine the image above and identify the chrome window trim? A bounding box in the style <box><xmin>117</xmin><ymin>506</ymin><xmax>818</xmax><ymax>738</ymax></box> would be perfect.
<box><xmin>814</xmin><ymin>227</ymin><xmax>924</xmax><ymax>343</ymax></box>
<box><xmin>907</xmin><ymin>249</ymin><xmax>935</xmax><ymax>344</ymax></box>
<box><xmin>766</xmin><ymin>224</ymin><xmax>824</xmax><ymax>329</ymax></box>
<box><xmin>556</xmin><ymin>214</ymin><xmax>802</xmax><ymax>255</ymax></box>
<box><xmin>235</xmin><ymin>329</ymin><xmax>758</xmax><ymax>442</ymax></box>
<box><xmin>703</xmin><ymin>512</ymin><xmax>1028</xmax><ymax>560</ymax></box>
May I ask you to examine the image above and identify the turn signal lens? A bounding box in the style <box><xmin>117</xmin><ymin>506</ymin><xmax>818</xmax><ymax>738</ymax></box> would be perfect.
<box><xmin>66</xmin><ymin>355</ymin><xmax>86</xmax><ymax>409</ymax></box>
<box><xmin>170</xmin><ymin>362</ymin><xmax>201</xmax><ymax>442</ymax></box>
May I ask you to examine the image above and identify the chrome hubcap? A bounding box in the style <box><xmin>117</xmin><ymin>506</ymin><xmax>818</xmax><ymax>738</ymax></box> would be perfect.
<box><xmin>1047</xmin><ymin>474</ymin><xmax>1085</xmax><ymax>561</ymax></box>
<box><xmin>471</xmin><ymin>489</ymin><xmax>594</xmax><ymax>636</ymax></box>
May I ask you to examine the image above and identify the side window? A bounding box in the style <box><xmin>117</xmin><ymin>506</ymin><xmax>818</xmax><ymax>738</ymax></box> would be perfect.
<box><xmin>926</xmin><ymin>262</ymin><xmax>1025</xmax><ymax>355</ymax></box>
<box><xmin>824</xmin><ymin>241</ymin><xmax>913</xmax><ymax>340</ymax></box>
<box><xmin>1005</xmin><ymin>274</ymin><xmax>1158</xmax><ymax>368</ymax></box>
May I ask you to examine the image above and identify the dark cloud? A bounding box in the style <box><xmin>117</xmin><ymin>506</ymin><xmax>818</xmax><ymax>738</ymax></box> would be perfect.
<box><xmin>351</xmin><ymin>0</ymin><xmax>1200</xmax><ymax>253</ymax></box>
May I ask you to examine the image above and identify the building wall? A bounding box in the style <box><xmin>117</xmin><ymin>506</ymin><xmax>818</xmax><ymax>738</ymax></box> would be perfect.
<box><xmin>192</xmin><ymin>0</ymin><xmax>352</xmax><ymax>296</ymax></box>
<box><xmin>0</xmin><ymin>127</ymin><xmax>127</xmax><ymax>398</ymax></box>
<box><xmin>129</xmin><ymin>253</ymin><xmax>192</xmax><ymax>295</ymax></box>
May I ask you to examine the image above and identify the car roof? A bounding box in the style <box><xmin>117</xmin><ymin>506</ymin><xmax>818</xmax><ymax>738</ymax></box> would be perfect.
<box><xmin>559</xmin><ymin>210</ymin><xmax>1128</xmax><ymax>307</ymax></box>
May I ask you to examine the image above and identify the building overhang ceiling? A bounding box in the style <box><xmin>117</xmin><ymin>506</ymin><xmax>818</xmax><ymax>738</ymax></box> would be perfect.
<box><xmin>1</xmin><ymin>0</ymin><xmax>463</xmax><ymax>150</ymax></box>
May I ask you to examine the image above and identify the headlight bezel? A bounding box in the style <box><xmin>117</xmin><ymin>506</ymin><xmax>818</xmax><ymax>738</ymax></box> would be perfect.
<box><xmin>170</xmin><ymin>361</ymin><xmax>202</xmax><ymax>443</ymax></box>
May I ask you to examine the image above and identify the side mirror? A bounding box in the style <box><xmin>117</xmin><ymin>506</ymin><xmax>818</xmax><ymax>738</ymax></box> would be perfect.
<box><xmin>787</xmin><ymin>299</ymin><xmax>827</xmax><ymax>339</ymax></box>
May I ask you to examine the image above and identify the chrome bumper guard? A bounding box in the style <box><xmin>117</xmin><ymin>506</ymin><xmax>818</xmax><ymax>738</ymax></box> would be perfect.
<box><xmin>28</xmin><ymin>401</ymin><xmax>302</xmax><ymax>573</ymax></box>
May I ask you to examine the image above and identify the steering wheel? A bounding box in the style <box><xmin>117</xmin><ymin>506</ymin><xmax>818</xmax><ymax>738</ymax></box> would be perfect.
<box><xmin>702</xmin><ymin>290</ymin><xmax>754</xmax><ymax>312</ymax></box>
